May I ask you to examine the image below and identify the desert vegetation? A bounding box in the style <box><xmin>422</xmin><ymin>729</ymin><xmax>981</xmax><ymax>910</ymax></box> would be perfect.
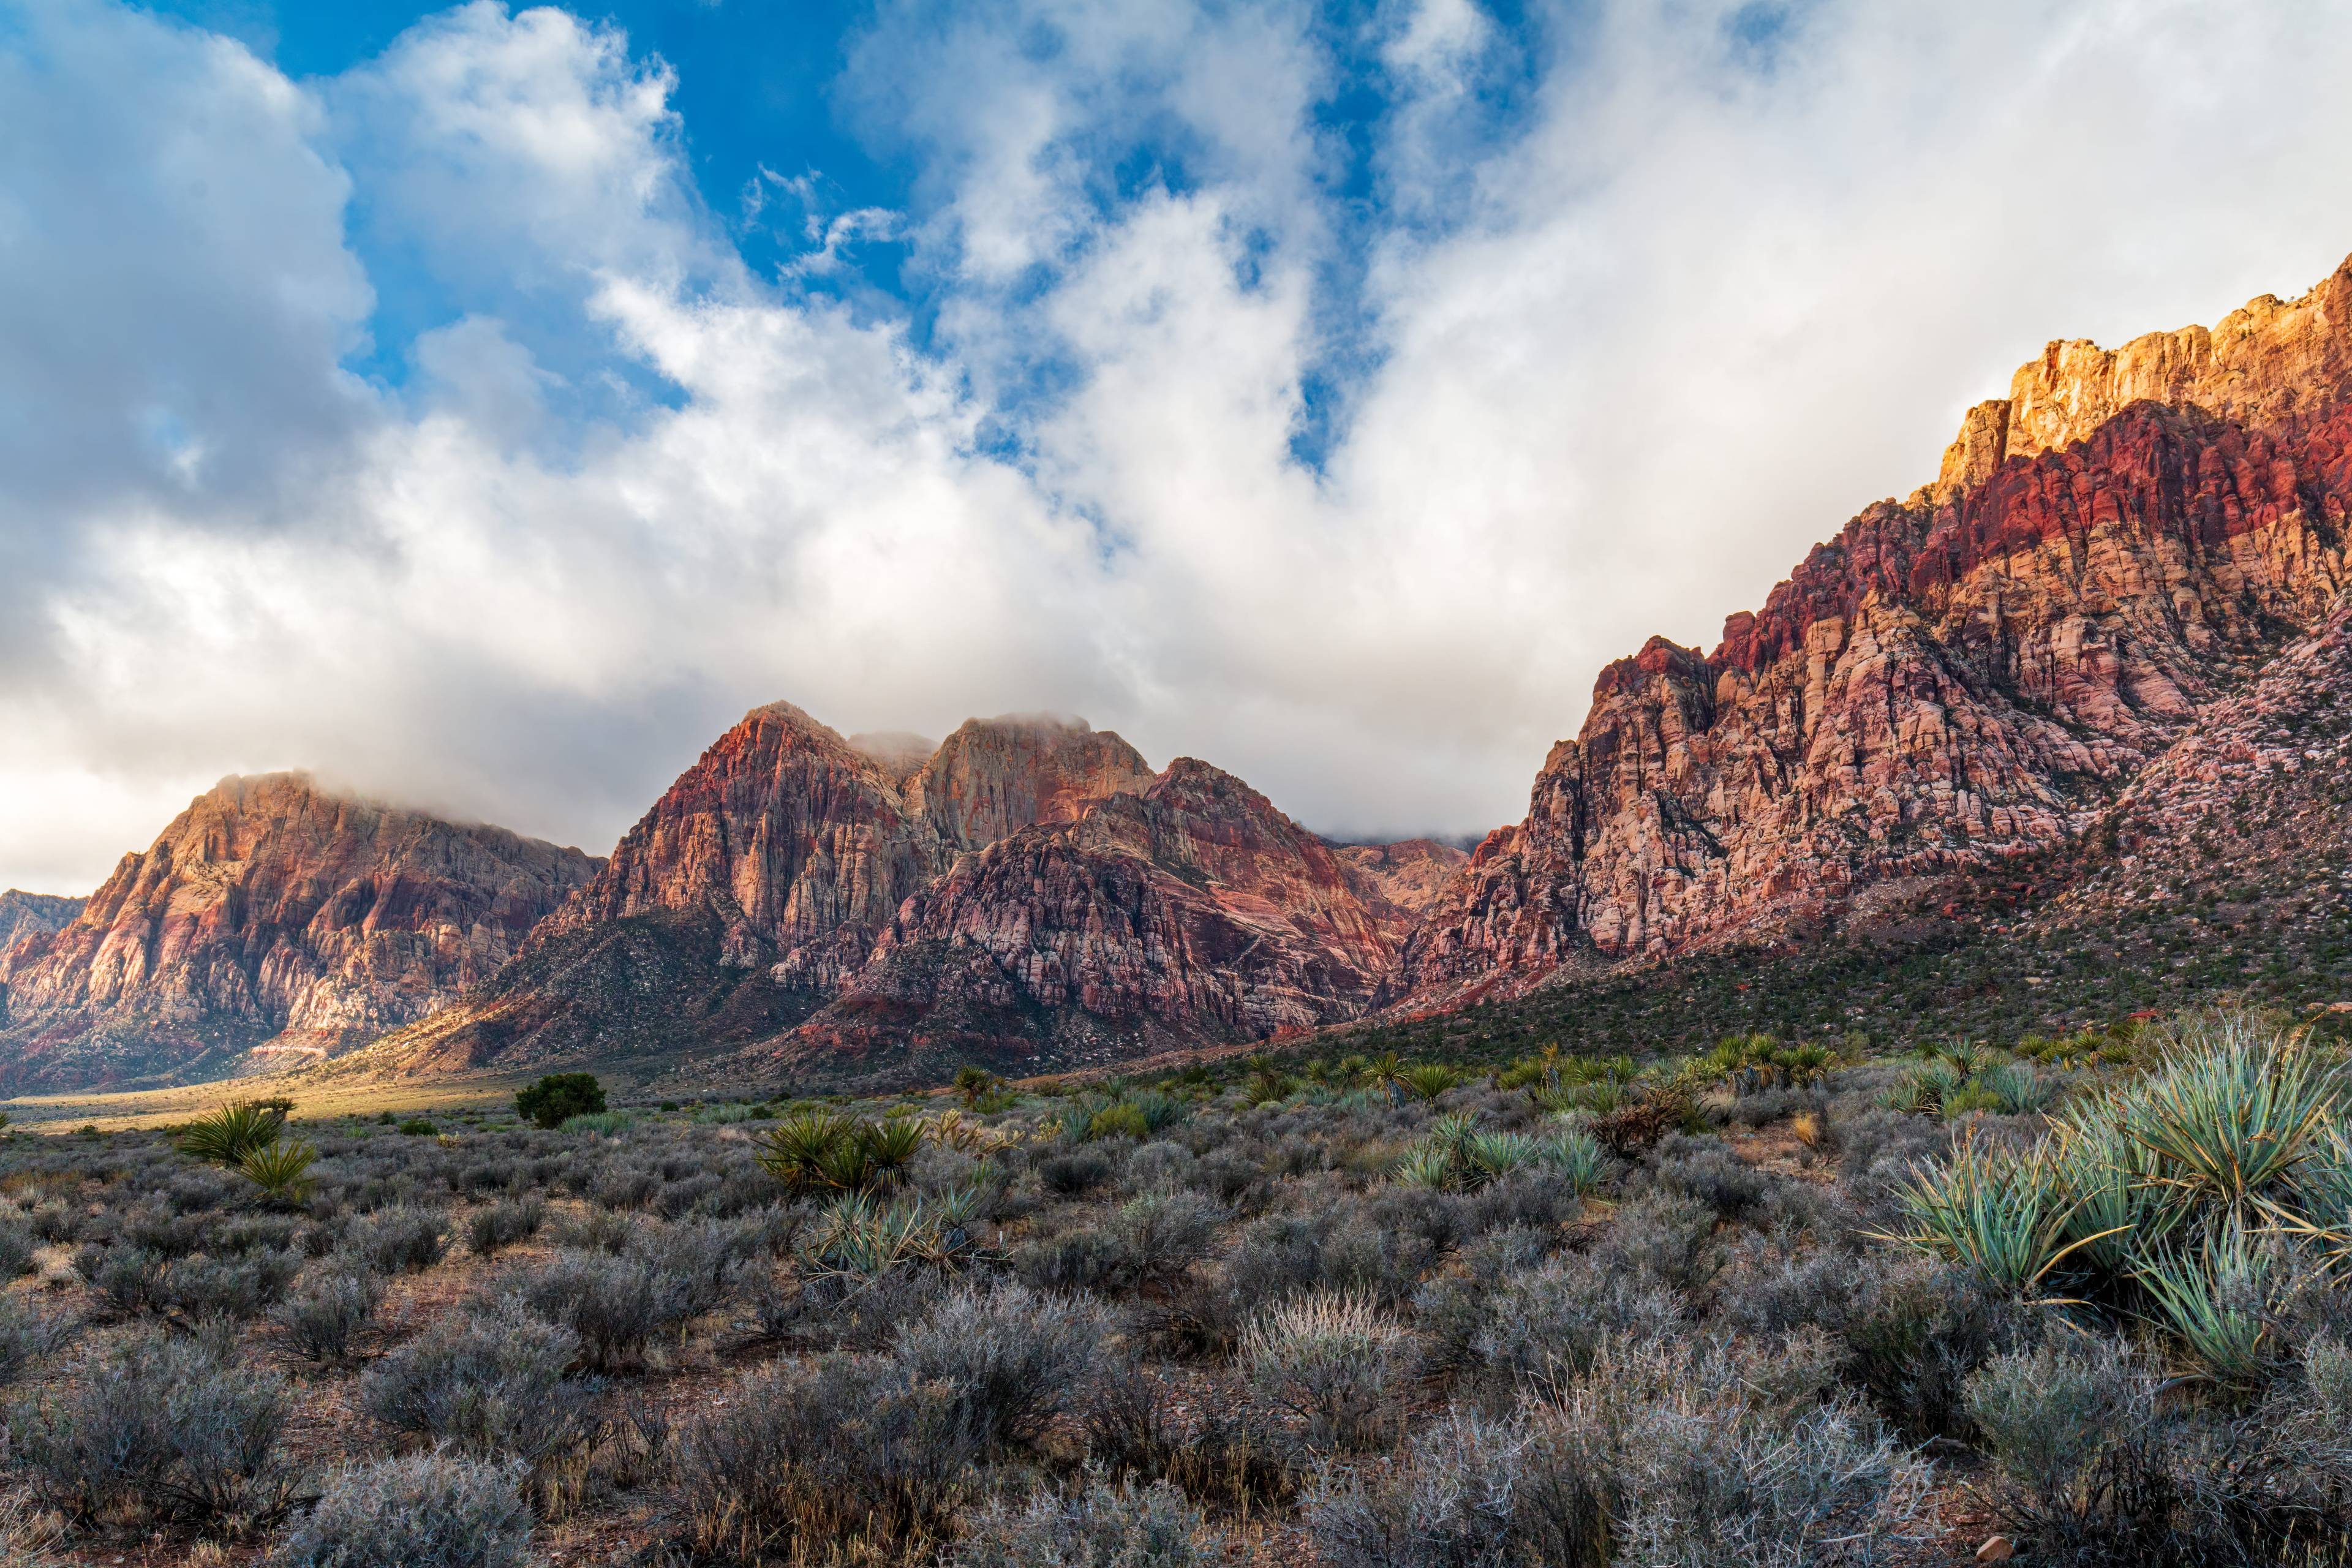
<box><xmin>0</xmin><ymin>1017</ymin><xmax>2343</xmax><ymax>1564</ymax></box>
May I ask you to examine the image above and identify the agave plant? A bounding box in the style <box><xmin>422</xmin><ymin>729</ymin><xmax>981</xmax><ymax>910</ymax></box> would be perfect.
<box><xmin>238</xmin><ymin>1139</ymin><xmax>318</xmax><ymax>1204</ymax></box>
<box><xmin>1880</xmin><ymin>1137</ymin><xmax>2111</xmax><ymax>1297</ymax></box>
<box><xmin>177</xmin><ymin>1100</ymin><xmax>290</xmax><ymax>1166</ymax></box>
<box><xmin>2264</xmin><ymin>1121</ymin><xmax>2352</xmax><ymax>1265</ymax></box>
<box><xmin>2134</xmin><ymin>1216</ymin><xmax>2283</xmax><ymax>1388</ymax></box>
<box><xmin>2124</xmin><ymin>1025</ymin><xmax>2336</xmax><ymax>1210</ymax></box>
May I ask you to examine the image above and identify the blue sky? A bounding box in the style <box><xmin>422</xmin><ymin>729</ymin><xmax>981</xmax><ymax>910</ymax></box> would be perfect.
<box><xmin>6</xmin><ymin>0</ymin><xmax>2352</xmax><ymax>892</ymax></box>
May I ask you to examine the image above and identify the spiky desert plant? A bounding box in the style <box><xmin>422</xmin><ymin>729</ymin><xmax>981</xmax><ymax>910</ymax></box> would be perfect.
<box><xmin>1464</xmin><ymin>1131</ymin><xmax>1540</xmax><ymax>1186</ymax></box>
<box><xmin>238</xmin><ymin>1139</ymin><xmax>318</xmax><ymax>1204</ymax></box>
<box><xmin>2049</xmin><ymin>1096</ymin><xmax>2184</xmax><ymax>1276</ymax></box>
<box><xmin>177</xmin><ymin>1101</ymin><xmax>288</xmax><ymax>1167</ymax></box>
<box><xmin>2124</xmin><ymin>1022</ymin><xmax>2337</xmax><ymax>1211</ymax></box>
<box><xmin>2134</xmin><ymin>1216</ymin><xmax>2283</xmax><ymax>1388</ymax></box>
<box><xmin>2261</xmin><ymin>1120</ymin><xmax>2352</xmax><ymax>1267</ymax></box>
<box><xmin>1538</xmin><ymin>1126</ymin><xmax>1610</xmax><ymax>1194</ymax></box>
<box><xmin>1980</xmin><ymin>1060</ymin><xmax>2060</xmax><ymax>1115</ymax></box>
<box><xmin>1392</xmin><ymin>1147</ymin><xmax>1457</xmax><ymax>1191</ymax></box>
<box><xmin>1400</xmin><ymin>1063</ymin><xmax>1461</xmax><ymax>1103</ymax></box>
<box><xmin>756</xmin><ymin>1109</ymin><xmax>852</xmax><ymax>1196</ymax></box>
<box><xmin>1879</xmin><ymin>1137</ymin><xmax>2111</xmax><ymax>1297</ymax></box>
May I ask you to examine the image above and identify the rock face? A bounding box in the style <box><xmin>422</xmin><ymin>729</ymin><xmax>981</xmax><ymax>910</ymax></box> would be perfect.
<box><xmin>0</xmin><ymin>775</ymin><xmax>597</xmax><ymax>1091</ymax></box>
<box><xmin>907</xmin><ymin>715</ymin><xmax>1156</xmax><ymax>850</ymax></box>
<box><xmin>354</xmin><ymin>707</ymin><xmax>1174</xmax><ymax>1076</ymax></box>
<box><xmin>782</xmin><ymin>759</ymin><xmax>1398</xmax><ymax>1075</ymax></box>
<box><xmin>1335</xmin><ymin>839</ymin><xmax>1472</xmax><ymax>927</ymax></box>
<box><xmin>0</xmin><ymin>891</ymin><xmax>82</xmax><ymax>961</ymax></box>
<box><xmin>1394</xmin><ymin>255</ymin><xmax>2352</xmax><ymax>1003</ymax></box>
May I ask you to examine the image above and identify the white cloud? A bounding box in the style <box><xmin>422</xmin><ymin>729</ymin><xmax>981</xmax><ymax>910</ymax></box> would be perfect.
<box><xmin>8</xmin><ymin>0</ymin><xmax>2352</xmax><ymax>894</ymax></box>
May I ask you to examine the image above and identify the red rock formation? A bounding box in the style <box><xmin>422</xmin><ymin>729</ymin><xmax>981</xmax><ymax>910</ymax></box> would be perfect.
<box><xmin>779</xmin><ymin>759</ymin><xmax>1398</xmax><ymax>1072</ymax></box>
<box><xmin>906</xmin><ymin>714</ymin><xmax>1155</xmax><ymax>850</ymax></box>
<box><xmin>0</xmin><ymin>775</ymin><xmax>595</xmax><ymax>1090</ymax></box>
<box><xmin>1395</xmin><ymin>254</ymin><xmax>2352</xmax><ymax>1002</ymax></box>
<box><xmin>1335</xmin><ymin>839</ymin><xmax>1472</xmax><ymax>929</ymax></box>
<box><xmin>0</xmin><ymin>890</ymin><xmax>81</xmax><ymax>963</ymax></box>
<box><xmin>347</xmin><ymin>708</ymin><xmax>1173</xmax><ymax>1077</ymax></box>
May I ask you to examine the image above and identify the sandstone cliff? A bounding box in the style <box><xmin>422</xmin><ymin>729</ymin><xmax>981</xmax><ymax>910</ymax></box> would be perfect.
<box><xmin>1394</xmin><ymin>255</ymin><xmax>2352</xmax><ymax>1003</ymax></box>
<box><xmin>0</xmin><ymin>775</ymin><xmax>596</xmax><ymax>1090</ymax></box>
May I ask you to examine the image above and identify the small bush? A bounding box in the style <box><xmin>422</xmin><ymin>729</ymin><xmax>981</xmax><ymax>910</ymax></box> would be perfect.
<box><xmin>894</xmin><ymin>1281</ymin><xmax>1102</xmax><ymax>1449</ymax></box>
<box><xmin>278</xmin><ymin>1451</ymin><xmax>530</xmax><ymax>1568</ymax></box>
<box><xmin>466</xmin><ymin>1198</ymin><xmax>546</xmax><ymax>1259</ymax></box>
<box><xmin>1240</xmin><ymin>1292</ymin><xmax>1406</xmax><ymax>1452</ymax></box>
<box><xmin>345</xmin><ymin>1205</ymin><xmax>450</xmax><ymax>1275</ymax></box>
<box><xmin>10</xmin><ymin>1330</ymin><xmax>298</xmax><ymax>1530</ymax></box>
<box><xmin>499</xmin><ymin>1248</ymin><xmax>699</xmax><ymax>1371</ymax></box>
<box><xmin>516</xmin><ymin>1073</ymin><xmax>606</xmax><ymax>1131</ymax></box>
<box><xmin>360</xmin><ymin>1305</ymin><xmax>600</xmax><ymax>1465</ymax></box>
<box><xmin>0</xmin><ymin>1295</ymin><xmax>75</xmax><ymax>1386</ymax></box>
<box><xmin>671</xmin><ymin>1356</ymin><xmax>982</xmax><ymax>1564</ymax></box>
<box><xmin>271</xmin><ymin>1268</ymin><xmax>383</xmax><ymax>1366</ymax></box>
<box><xmin>948</xmin><ymin>1476</ymin><xmax>1208</xmax><ymax>1567</ymax></box>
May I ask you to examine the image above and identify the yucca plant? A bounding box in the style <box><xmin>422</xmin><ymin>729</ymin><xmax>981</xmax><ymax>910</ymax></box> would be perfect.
<box><xmin>1400</xmin><ymin>1064</ymin><xmax>1461</xmax><ymax>1102</ymax></box>
<box><xmin>2134</xmin><ymin>1216</ymin><xmax>2283</xmax><ymax>1389</ymax></box>
<box><xmin>2124</xmin><ymin>1025</ymin><xmax>2337</xmax><ymax>1210</ymax></box>
<box><xmin>1880</xmin><ymin>1137</ymin><xmax>2111</xmax><ymax>1297</ymax></box>
<box><xmin>1882</xmin><ymin>1059</ymin><xmax>1963</xmax><ymax>1117</ymax></box>
<box><xmin>238</xmin><ymin>1139</ymin><xmax>318</xmax><ymax>1204</ymax></box>
<box><xmin>177</xmin><ymin>1100</ymin><xmax>289</xmax><ymax>1166</ymax></box>
<box><xmin>1980</xmin><ymin>1060</ymin><xmax>2060</xmax><ymax>1115</ymax></box>
<box><xmin>1537</xmin><ymin>1126</ymin><xmax>1610</xmax><ymax>1194</ymax></box>
<box><xmin>2050</xmin><ymin>1098</ymin><xmax>2185</xmax><ymax>1276</ymax></box>
<box><xmin>2264</xmin><ymin>1121</ymin><xmax>2352</xmax><ymax>1265</ymax></box>
<box><xmin>1392</xmin><ymin>1147</ymin><xmax>1457</xmax><ymax>1190</ymax></box>
<box><xmin>1464</xmin><ymin>1131</ymin><xmax>1540</xmax><ymax>1186</ymax></box>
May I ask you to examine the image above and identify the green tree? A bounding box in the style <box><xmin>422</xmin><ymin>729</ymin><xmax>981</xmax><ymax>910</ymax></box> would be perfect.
<box><xmin>515</xmin><ymin>1072</ymin><xmax>606</xmax><ymax>1130</ymax></box>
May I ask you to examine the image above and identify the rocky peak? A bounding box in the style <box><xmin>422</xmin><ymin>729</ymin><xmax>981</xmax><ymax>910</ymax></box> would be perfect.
<box><xmin>0</xmin><ymin>772</ymin><xmax>596</xmax><ymax>1090</ymax></box>
<box><xmin>846</xmin><ymin>731</ymin><xmax>937</xmax><ymax>786</ymax></box>
<box><xmin>906</xmin><ymin>714</ymin><xmax>1155</xmax><ymax>850</ymax></box>
<box><xmin>541</xmin><ymin>701</ymin><xmax>940</xmax><ymax>984</ymax></box>
<box><xmin>1393</xmin><ymin>250</ymin><xmax>2352</xmax><ymax>1003</ymax></box>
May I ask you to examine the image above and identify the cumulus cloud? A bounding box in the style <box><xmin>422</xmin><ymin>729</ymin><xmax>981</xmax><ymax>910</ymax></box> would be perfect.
<box><xmin>6</xmin><ymin>0</ymin><xmax>2352</xmax><ymax>892</ymax></box>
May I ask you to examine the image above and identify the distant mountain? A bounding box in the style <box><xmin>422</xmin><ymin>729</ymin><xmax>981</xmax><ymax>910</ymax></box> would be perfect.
<box><xmin>1391</xmin><ymin>252</ymin><xmax>2352</xmax><ymax>1008</ymax></box>
<box><xmin>0</xmin><ymin>774</ymin><xmax>597</xmax><ymax>1092</ymax></box>
<box><xmin>342</xmin><ymin>707</ymin><xmax>1436</xmax><ymax>1087</ymax></box>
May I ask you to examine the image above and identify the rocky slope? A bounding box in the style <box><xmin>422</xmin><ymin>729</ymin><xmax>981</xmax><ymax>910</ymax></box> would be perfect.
<box><xmin>0</xmin><ymin>775</ymin><xmax>597</xmax><ymax>1091</ymax></box>
<box><xmin>350</xmin><ymin>707</ymin><xmax>1173</xmax><ymax>1077</ymax></box>
<box><xmin>770</xmin><ymin>759</ymin><xmax>1401</xmax><ymax>1079</ymax></box>
<box><xmin>0</xmin><ymin>891</ymin><xmax>82</xmax><ymax>960</ymax></box>
<box><xmin>1335</xmin><ymin>839</ymin><xmax>1471</xmax><ymax>925</ymax></box>
<box><xmin>1395</xmin><ymin>254</ymin><xmax>2352</xmax><ymax>1004</ymax></box>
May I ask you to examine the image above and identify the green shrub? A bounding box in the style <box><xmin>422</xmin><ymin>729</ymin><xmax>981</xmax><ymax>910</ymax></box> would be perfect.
<box><xmin>177</xmin><ymin>1100</ymin><xmax>289</xmax><ymax>1166</ymax></box>
<box><xmin>514</xmin><ymin>1073</ymin><xmax>606</xmax><ymax>1131</ymax></box>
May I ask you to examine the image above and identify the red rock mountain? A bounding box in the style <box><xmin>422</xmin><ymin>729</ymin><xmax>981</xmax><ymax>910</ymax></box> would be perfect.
<box><xmin>350</xmin><ymin>706</ymin><xmax>1177</xmax><ymax>1077</ymax></box>
<box><xmin>0</xmin><ymin>774</ymin><xmax>597</xmax><ymax>1091</ymax></box>
<box><xmin>1393</xmin><ymin>255</ymin><xmax>2352</xmax><ymax>1003</ymax></box>
<box><xmin>775</xmin><ymin>760</ymin><xmax>1400</xmax><ymax>1076</ymax></box>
